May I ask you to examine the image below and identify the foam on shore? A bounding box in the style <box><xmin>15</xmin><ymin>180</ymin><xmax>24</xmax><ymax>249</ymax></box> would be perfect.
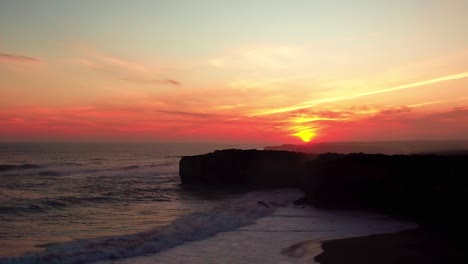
<box><xmin>99</xmin><ymin>194</ymin><xmax>417</xmax><ymax>264</ymax></box>
<box><xmin>0</xmin><ymin>190</ymin><xmax>300</xmax><ymax>264</ymax></box>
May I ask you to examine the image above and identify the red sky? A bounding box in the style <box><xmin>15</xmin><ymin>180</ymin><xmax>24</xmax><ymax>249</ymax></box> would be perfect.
<box><xmin>1</xmin><ymin>1</ymin><xmax>467</xmax><ymax>144</ymax></box>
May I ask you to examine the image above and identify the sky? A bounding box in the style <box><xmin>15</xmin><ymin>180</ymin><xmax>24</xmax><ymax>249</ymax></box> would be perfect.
<box><xmin>0</xmin><ymin>0</ymin><xmax>467</xmax><ymax>144</ymax></box>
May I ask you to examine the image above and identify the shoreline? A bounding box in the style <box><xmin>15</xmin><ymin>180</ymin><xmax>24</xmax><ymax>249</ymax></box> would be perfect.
<box><xmin>178</xmin><ymin>149</ymin><xmax>468</xmax><ymax>263</ymax></box>
<box><xmin>315</xmin><ymin>226</ymin><xmax>466</xmax><ymax>264</ymax></box>
<box><xmin>98</xmin><ymin>195</ymin><xmax>415</xmax><ymax>264</ymax></box>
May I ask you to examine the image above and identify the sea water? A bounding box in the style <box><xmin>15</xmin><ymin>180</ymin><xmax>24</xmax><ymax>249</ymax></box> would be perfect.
<box><xmin>0</xmin><ymin>142</ymin><xmax>260</xmax><ymax>262</ymax></box>
<box><xmin>107</xmin><ymin>199</ymin><xmax>416</xmax><ymax>264</ymax></box>
<box><xmin>0</xmin><ymin>142</ymin><xmax>416</xmax><ymax>264</ymax></box>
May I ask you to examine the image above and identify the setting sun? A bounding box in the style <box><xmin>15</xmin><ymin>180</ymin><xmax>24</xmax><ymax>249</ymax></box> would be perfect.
<box><xmin>292</xmin><ymin>128</ymin><xmax>316</xmax><ymax>142</ymax></box>
<box><xmin>0</xmin><ymin>0</ymin><xmax>467</xmax><ymax>145</ymax></box>
<box><xmin>1</xmin><ymin>1</ymin><xmax>468</xmax><ymax>263</ymax></box>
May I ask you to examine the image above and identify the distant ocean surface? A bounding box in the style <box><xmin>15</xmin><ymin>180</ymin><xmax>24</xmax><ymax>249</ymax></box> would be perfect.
<box><xmin>0</xmin><ymin>142</ymin><xmax>261</xmax><ymax>261</ymax></box>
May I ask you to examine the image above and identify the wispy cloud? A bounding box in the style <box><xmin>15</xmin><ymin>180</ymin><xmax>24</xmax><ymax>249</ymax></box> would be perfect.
<box><xmin>0</xmin><ymin>104</ymin><xmax>283</xmax><ymax>142</ymax></box>
<box><xmin>1</xmin><ymin>96</ymin><xmax>467</xmax><ymax>143</ymax></box>
<box><xmin>318</xmin><ymin>107</ymin><xmax>468</xmax><ymax>142</ymax></box>
<box><xmin>77</xmin><ymin>50</ymin><xmax>181</xmax><ymax>87</ymax></box>
<box><xmin>77</xmin><ymin>52</ymin><xmax>150</xmax><ymax>74</ymax></box>
<box><xmin>408</xmin><ymin>96</ymin><xmax>468</xmax><ymax>108</ymax></box>
<box><xmin>0</xmin><ymin>53</ymin><xmax>40</xmax><ymax>64</ymax></box>
<box><xmin>253</xmin><ymin>72</ymin><xmax>468</xmax><ymax>116</ymax></box>
<box><xmin>156</xmin><ymin>110</ymin><xmax>221</xmax><ymax>119</ymax></box>
<box><xmin>122</xmin><ymin>77</ymin><xmax>181</xmax><ymax>86</ymax></box>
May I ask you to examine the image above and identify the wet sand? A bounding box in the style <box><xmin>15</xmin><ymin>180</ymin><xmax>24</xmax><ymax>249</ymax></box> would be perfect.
<box><xmin>315</xmin><ymin>227</ymin><xmax>466</xmax><ymax>264</ymax></box>
<box><xmin>97</xmin><ymin>203</ymin><xmax>415</xmax><ymax>264</ymax></box>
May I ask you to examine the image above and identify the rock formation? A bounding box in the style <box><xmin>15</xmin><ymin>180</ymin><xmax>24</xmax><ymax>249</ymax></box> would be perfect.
<box><xmin>180</xmin><ymin>149</ymin><xmax>468</xmax><ymax>224</ymax></box>
<box><xmin>179</xmin><ymin>149</ymin><xmax>315</xmax><ymax>187</ymax></box>
<box><xmin>180</xmin><ymin>149</ymin><xmax>468</xmax><ymax>259</ymax></box>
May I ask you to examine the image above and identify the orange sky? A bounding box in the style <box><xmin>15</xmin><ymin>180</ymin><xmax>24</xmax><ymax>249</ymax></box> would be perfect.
<box><xmin>1</xmin><ymin>1</ymin><xmax>467</xmax><ymax>144</ymax></box>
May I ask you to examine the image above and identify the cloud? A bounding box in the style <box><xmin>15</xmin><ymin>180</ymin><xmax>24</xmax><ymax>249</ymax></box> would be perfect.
<box><xmin>122</xmin><ymin>77</ymin><xmax>181</xmax><ymax>86</ymax></box>
<box><xmin>77</xmin><ymin>50</ymin><xmax>181</xmax><ymax>87</ymax></box>
<box><xmin>156</xmin><ymin>110</ymin><xmax>221</xmax><ymax>119</ymax></box>
<box><xmin>303</xmin><ymin>107</ymin><xmax>468</xmax><ymax>142</ymax></box>
<box><xmin>78</xmin><ymin>54</ymin><xmax>149</xmax><ymax>74</ymax></box>
<box><xmin>253</xmin><ymin>71</ymin><xmax>468</xmax><ymax>116</ymax></box>
<box><xmin>0</xmin><ymin>99</ymin><xmax>292</xmax><ymax>143</ymax></box>
<box><xmin>164</xmin><ymin>79</ymin><xmax>181</xmax><ymax>86</ymax></box>
<box><xmin>0</xmin><ymin>53</ymin><xmax>40</xmax><ymax>64</ymax></box>
<box><xmin>408</xmin><ymin>96</ymin><xmax>468</xmax><ymax>108</ymax></box>
<box><xmin>1</xmin><ymin>101</ymin><xmax>467</xmax><ymax>143</ymax></box>
<box><xmin>379</xmin><ymin>107</ymin><xmax>411</xmax><ymax>115</ymax></box>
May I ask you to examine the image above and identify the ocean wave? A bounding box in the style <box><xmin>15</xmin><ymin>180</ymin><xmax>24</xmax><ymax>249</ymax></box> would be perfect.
<box><xmin>59</xmin><ymin>162</ymin><xmax>84</xmax><ymax>166</ymax></box>
<box><xmin>0</xmin><ymin>205</ymin><xmax>44</xmax><ymax>214</ymax></box>
<box><xmin>0</xmin><ymin>190</ymin><xmax>301</xmax><ymax>264</ymax></box>
<box><xmin>121</xmin><ymin>162</ymin><xmax>176</xmax><ymax>170</ymax></box>
<box><xmin>0</xmin><ymin>179</ymin><xmax>181</xmax><ymax>215</ymax></box>
<box><xmin>122</xmin><ymin>165</ymin><xmax>140</xmax><ymax>170</ymax></box>
<box><xmin>38</xmin><ymin>171</ymin><xmax>61</xmax><ymax>176</ymax></box>
<box><xmin>0</xmin><ymin>196</ymin><xmax>116</xmax><ymax>215</ymax></box>
<box><xmin>0</xmin><ymin>164</ymin><xmax>42</xmax><ymax>171</ymax></box>
<box><xmin>1</xmin><ymin>160</ymin><xmax>178</xmax><ymax>178</ymax></box>
<box><xmin>88</xmin><ymin>158</ymin><xmax>106</xmax><ymax>161</ymax></box>
<box><xmin>144</xmin><ymin>162</ymin><xmax>174</xmax><ymax>167</ymax></box>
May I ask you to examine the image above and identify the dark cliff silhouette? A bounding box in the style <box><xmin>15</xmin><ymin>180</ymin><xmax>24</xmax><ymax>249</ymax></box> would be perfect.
<box><xmin>304</xmin><ymin>153</ymin><xmax>468</xmax><ymax>222</ymax></box>
<box><xmin>265</xmin><ymin>140</ymin><xmax>468</xmax><ymax>155</ymax></box>
<box><xmin>180</xmin><ymin>149</ymin><xmax>315</xmax><ymax>187</ymax></box>
<box><xmin>179</xmin><ymin>149</ymin><xmax>468</xmax><ymax>262</ymax></box>
<box><xmin>179</xmin><ymin>149</ymin><xmax>468</xmax><ymax>225</ymax></box>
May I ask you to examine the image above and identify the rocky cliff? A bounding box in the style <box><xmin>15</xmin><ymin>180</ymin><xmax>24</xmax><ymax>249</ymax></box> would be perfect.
<box><xmin>265</xmin><ymin>140</ymin><xmax>468</xmax><ymax>155</ymax></box>
<box><xmin>179</xmin><ymin>149</ymin><xmax>315</xmax><ymax>187</ymax></box>
<box><xmin>304</xmin><ymin>153</ymin><xmax>468</xmax><ymax>222</ymax></box>
<box><xmin>179</xmin><ymin>149</ymin><xmax>468</xmax><ymax>259</ymax></box>
<box><xmin>180</xmin><ymin>149</ymin><xmax>468</xmax><ymax>223</ymax></box>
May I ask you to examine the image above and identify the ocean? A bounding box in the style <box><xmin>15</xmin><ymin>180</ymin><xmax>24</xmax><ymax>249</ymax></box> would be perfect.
<box><xmin>0</xmin><ymin>142</ymin><xmax>263</xmax><ymax>262</ymax></box>
<box><xmin>0</xmin><ymin>142</ymin><xmax>416</xmax><ymax>264</ymax></box>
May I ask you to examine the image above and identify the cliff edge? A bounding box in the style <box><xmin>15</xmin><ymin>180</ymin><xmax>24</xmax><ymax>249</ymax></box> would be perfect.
<box><xmin>179</xmin><ymin>149</ymin><xmax>315</xmax><ymax>187</ymax></box>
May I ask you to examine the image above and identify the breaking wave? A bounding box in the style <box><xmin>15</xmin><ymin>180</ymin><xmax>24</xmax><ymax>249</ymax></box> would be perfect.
<box><xmin>0</xmin><ymin>164</ymin><xmax>42</xmax><ymax>171</ymax></box>
<box><xmin>0</xmin><ymin>190</ymin><xmax>300</xmax><ymax>264</ymax></box>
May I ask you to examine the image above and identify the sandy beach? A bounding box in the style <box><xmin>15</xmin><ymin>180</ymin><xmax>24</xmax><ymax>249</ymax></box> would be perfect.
<box><xmin>98</xmin><ymin>196</ymin><xmax>415</xmax><ymax>264</ymax></box>
<box><xmin>316</xmin><ymin>227</ymin><xmax>467</xmax><ymax>264</ymax></box>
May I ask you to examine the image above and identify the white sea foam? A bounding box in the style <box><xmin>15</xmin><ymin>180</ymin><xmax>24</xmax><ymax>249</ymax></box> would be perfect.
<box><xmin>99</xmin><ymin>191</ymin><xmax>417</xmax><ymax>264</ymax></box>
<box><xmin>1</xmin><ymin>189</ymin><xmax>416</xmax><ymax>264</ymax></box>
<box><xmin>0</xmin><ymin>190</ymin><xmax>300</xmax><ymax>264</ymax></box>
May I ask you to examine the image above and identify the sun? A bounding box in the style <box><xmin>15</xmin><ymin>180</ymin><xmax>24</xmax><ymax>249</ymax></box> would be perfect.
<box><xmin>292</xmin><ymin>128</ymin><xmax>316</xmax><ymax>142</ymax></box>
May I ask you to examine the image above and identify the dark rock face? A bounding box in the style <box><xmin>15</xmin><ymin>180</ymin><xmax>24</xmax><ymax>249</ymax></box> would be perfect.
<box><xmin>265</xmin><ymin>140</ymin><xmax>468</xmax><ymax>155</ymax></box>
<box><xmin>179</xmin><ymin>150</ymin><xmax>468</xmax><ymax>257</ymax></box>
<box><xmin>180</xmin><ymin>150</ymin><xmax>468</xmax><ymax>225</ymax></box>
<box><xmin>314</xmin><ymin>228</ymin><xmax>467</xmax><ymax>264</ymax></box>
<box><xmin>179</xmin><ymin>149</ymin><xmax>315</xmax><ymax>187</ymax></box>
<box><xmin>304</xmin><ymin>153</ymin><xmax>468</xmax><ymax>224</ymax></box>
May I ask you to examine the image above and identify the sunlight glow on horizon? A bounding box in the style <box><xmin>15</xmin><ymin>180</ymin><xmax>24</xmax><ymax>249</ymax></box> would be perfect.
<box><xmin>292</xmin><ymin>128</ymin><xmax>316</xmax><ymax>143</ymax></box>
<box><xmin>1</xmin><ymin>1</ymin><xmax>467</xmax><ymax>143</ymax></box>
